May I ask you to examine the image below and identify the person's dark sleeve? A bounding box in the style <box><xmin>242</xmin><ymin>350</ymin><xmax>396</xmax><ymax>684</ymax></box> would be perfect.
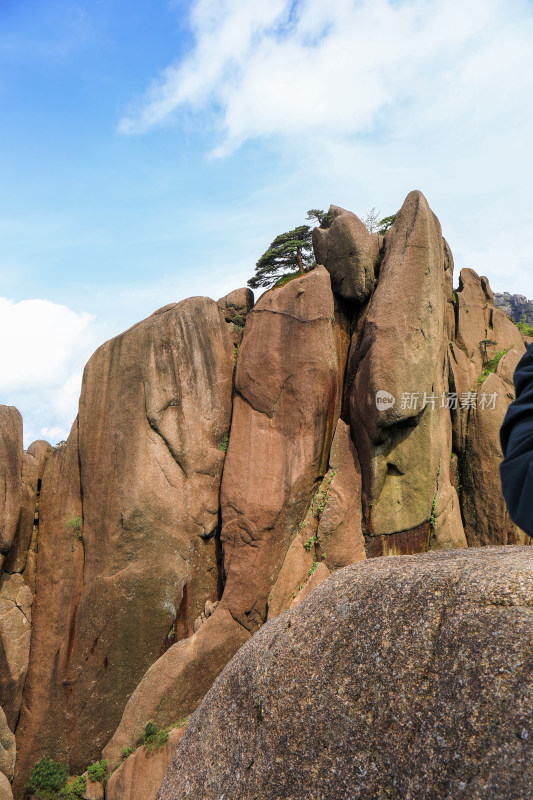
<box><xmin>499</xmin><ymin>342</ymin><xmax>533</xmax><ymax>537</ymax></box>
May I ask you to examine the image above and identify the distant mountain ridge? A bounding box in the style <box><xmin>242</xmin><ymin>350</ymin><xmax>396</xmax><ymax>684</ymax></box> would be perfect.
<box><xmin>494</xmin><ymin>291</ymin><xmax>533</xmax><ymax>324</ymax></box>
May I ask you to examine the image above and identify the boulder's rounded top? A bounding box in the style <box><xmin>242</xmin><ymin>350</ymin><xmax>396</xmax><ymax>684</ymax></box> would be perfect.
<box><xmin>160</xmin><ymin>546</ymin><xmax>533</xmax><ymax>800</ymax></box>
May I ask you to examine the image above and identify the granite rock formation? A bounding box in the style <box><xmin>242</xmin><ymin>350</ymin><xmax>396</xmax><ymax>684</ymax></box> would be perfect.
<box><xmin>0</xmin><ymin>408</ymin><xmax>23</xmax><ymax>574</ymax></box>
<box><xmin>0</xmin><ymin>575</ymin><xmax>32</xmax><ymax>731</ymax></box>
<box><xmin>103</xmin><ymin>265</ymin><xmax>353</xmax><ymax>766</ymax></box>
<box><xmin>493</xmin><ymin>291</ymin><xmax>533</xmax><ymax>324</ymax></box>
<box><xmin>14</xmin><ymin>298</ymin><xmax>235</xmax><ymax>789</ymax></box>
<box><xmin>159</xmin><ymin>547</ymin><xmax>533</xmax><ymax>800</ymax></box>
<box><xmin>1</xmin><ymin>191</ymin><xmax>531</xmax><ymax>800</ymax></box>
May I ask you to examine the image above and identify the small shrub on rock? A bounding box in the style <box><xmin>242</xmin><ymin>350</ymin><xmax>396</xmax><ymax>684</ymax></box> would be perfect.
<box><xmin>86</xmin><ymin>759</ymin><xmax>107</xmax><ymax>783</ymax></box>
<box><xmin>136</xmin><ymin>721</ymin><xmax>169</xmax><ymax>752</ymax></box>
<box><xmin>25</xmin><ymin>756</ymin><xmax>69</xmax><ymax>798</ymax></box>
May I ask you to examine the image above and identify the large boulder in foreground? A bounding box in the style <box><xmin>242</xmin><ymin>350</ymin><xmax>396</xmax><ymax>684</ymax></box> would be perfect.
<box><xmin>159</xmin><ymin>547</ymin><xmax>533</xmax><ymax>800</ymax></box>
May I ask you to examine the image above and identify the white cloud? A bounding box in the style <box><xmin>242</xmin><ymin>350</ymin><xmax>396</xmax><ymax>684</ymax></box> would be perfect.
<box><xmin>118</xmin><ymin>0</ymin><xmax>533</xmax><ymax>154</ymax></box>
<box><xmin>0</xmin><ymin>298</ymin><xmax>99</xmax><ymax>446</ymax></box>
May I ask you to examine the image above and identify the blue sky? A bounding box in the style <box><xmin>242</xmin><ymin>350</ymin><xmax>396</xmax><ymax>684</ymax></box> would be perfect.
<box><xmin>1</xmin><ymin>0</ymin><xmax>533</xmax><ymax>444</ymax></box>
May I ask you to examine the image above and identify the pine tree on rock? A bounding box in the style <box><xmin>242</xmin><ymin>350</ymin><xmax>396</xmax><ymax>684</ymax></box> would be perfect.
<box><xmin>248</xmin><ymin>210</ymin><xmax>327</xmax><ymax>290</ymax></box>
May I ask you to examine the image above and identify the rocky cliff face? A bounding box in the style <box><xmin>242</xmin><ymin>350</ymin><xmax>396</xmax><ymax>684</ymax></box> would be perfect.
<box><xmin>493</xmin><ymin>291</ymin><xmax>533</xmax><ymax>324</ymax></box>
<box><xmin>0</xmin><ymin>190</ymin><xmax>531</xmax><ymax>800</ymax></box>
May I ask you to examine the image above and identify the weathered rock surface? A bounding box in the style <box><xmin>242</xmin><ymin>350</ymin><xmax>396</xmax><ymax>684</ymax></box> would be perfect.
<box><xmin>0</xmin><ymin>773</ymin><xmax>13</xmax><ymax>800</ymax></box>
<box><xmin>217</xmin><ymin>288</ymin><xmax>254</xmax><ymax>324</ymax></box>
<box><xmin>460</xmin><ymin>372</ymin><xmax>530</xmax><ymax>546</ymax></box>
<box><xmin>0</xmin><ymin>407</ymin><xmax>23</xmax><ymax>571</ymax></box>
<box><xmin>13</xmin><ymin>421</ymin><xmax>83</xmax><ymax>792</ymax></box>
<box><xmin>220</xmin><ymin>266</ymin><xmax>349</xmax><ymax>630</ymax></box>
<box><xmin>102</xmin><ymin>608</ymin><xmax>249</xmax><ymax>769</ymax></box>
<box><xmin>349</xmin><ymin>190</ymin><xmax>466</xmax><ymax>550</ymax></box>
<box><xmin>0</xmin><ymin>574</ymin><xmax>32</xmax><ymax>731</ymax></box>
<box><xmin>3</xmin><ymin>454</ymin><xmax>37</xmax><ymax>577</ymax></box>
<box><xmin>493</xmin><ymin>290</ymin><xmax>533</xmax><ymax>324</ymax></box>
<box><xmin>316</xmin><ymin>419</ymin><xmax>365</xmax><ymax>569</ymax></box>
<box><xmin>0</xmin><ymin>707</ymin><xmax>15</xmax><ymax>781</ymax></box>
<box><xmin>107</xmin><ymin>726</ymin><xmax>186</xmax><ymax>800</ymax></box>
<box><xmin>81</xmin><ymin>773</ymin><xmax>104</xmax><ymax>800</ymax></box>
<box><xmin>312</xmin><ymin>205</ymin><xmax>379</xmax><ymax>302</ymax></box>
<box><xmin>4</xmin><ymin>441</ymin><xmax>51</xmax><ymax>577</ymax></box>
<box><xmin>267</xmin><ymin>419</ymin><xmax>365</xmax><ymax>618</ymax></box>
<box><xmin>15</xmin><ymin>299</ymin><xmax>235</xmax><ymax>783</ymax></box>
<box><xmin>159</xmin><ymin>547</ymin><xmax>533</xmax><ymax>800</ymax></box>
<box><xmin>104</xmin><ymin>267</ymin><xmax>349</xmax><ymax>764</ymax></box>
<box><xmin>446</xmin><ymin>270</ymin><xmax>527</xmax><ymax>546</ymax></box>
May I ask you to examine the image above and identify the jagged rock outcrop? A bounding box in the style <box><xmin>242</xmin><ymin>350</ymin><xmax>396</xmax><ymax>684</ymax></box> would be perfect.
<box><xmin>0</xmin><ymin>408</ymin><xmax>23</xmax><ymax>574</ymax></box>
<box><xmin>4</xmin><ymin>441</ymin><xmax>52</xmax><ymax>579</ymax></box>
<box><xmin>15</xmin><ymin>299</ymin><xmax>235</xmax><ymax>787</ymax></box>
<box><xmin>348</xmin><ymin>190</ymin><xmax>466</xmax><ymax>552</ymax></box>
<box><xmin>217</xmin><ymin>287</ymin><xmax>254</xmax><ymax>325</ymax></box>
<box><xmin>312</xmin><ymin>205</ymin><xmax>379</xmax><ymax>302</ymax></box>
<box><xmin>493</xmin><ymin>291</ymin><xmax>533</xmax><ymax>324</ymax></box>
<box><xmin>448</xmin><ymin>268</ymin><xmax>528</xmax><ymax>545</ymax></box>
<box><xmin>0</xmin><ymin>574</ymin><xmax>32</xmax><ymax>731</ymax></box>
<box><xmin>266</xmin><ymin>418</ymin><xmax>365</xmax><ymax>618</ymax></box>
<box><xmin>219</xmin><ymin>265</ymin><xmax>349</xmax><ymax>630</ymax></box>
<box><xmin>13</xmin><ymin>420</ymin><xmax>84</xmax><ymax>791</ymax></box>
<box><xmin>103</xmin><ymin>266</ymin><xmax>352</xmax><ymax>766</ymax></box>
<box><xmin>460</xmin><ymin>370</ymin><xmax>529</xmax><ymax>546</ymax></box>
<box><xmin>159</xmin><ymin>547</ymin><xmax>533</xmax><ymax>800</ymax></box>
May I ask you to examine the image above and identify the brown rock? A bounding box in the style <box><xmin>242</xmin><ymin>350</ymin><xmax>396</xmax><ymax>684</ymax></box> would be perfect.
<box><xmin>0</xmin><ymin>407</ymin><xmax>22</xmax><ymax>565</ymax></box>
<box><xmin>312</xmin><ymin>204</ymin><xmax>379</xmax><ymax>301</ymax></box>
<box><xmin>13</xmin><ymin>421</ymin><xmax>83</xmax><ymax>791</ymax></box>
<box><xmin>159</xmin><ymin>547</ymin><xmax>533</xmax><ymax>800</ymax></box>
<box><xmin>0</xmin><ymin>574</ymin><xmax>32</xmax><ymax>730</ymax></box>
<box><xmin>107</xmin><ymin>726</ymin><xmax>186</xmax><ymax>800</ymax></box>
<box><xmin>82</xmin><ymin>775</ymin><xmax>104</xmax><ymax>800</ymax></box>
<box><xmin>447</xmin><ymin>272</ymin><xmax>526</xmax><ymax>546</ymax></box>
<box><xmin>454</xmin><ymin>269</ymin><xmax>523</xmax><ymax>374</ymax></box>
<box><xmin>316</xmin><ymin>420</ymin><xmax>365</xmax><ymax>569</ymax></box>
<box><xmin>266</xmin><ymin>534</ymin><xmax>314</xmax><ymax>620</ymax></box>
<box><xmin>0</xmin><ymin>773</ymin><xmax>13</xmax><ymax>800</ymax></box>
<box><xmin>349</xmin><ymin>191</ymin><xmax>466</xmax><ymax>550</ymax></box>
<box><xmin>3</xmin><ymin>439</ymin><xmax>51</xmax><ymax>577</ymax></box>
<box><xmin>220</xmin><ymin>266</ymin><xmax>348</xmax><ymax>631</ymax></box>
<box><xmin>3</xmin><ymin>453</ymin><xmax>37</xmax><ymax>575</ymax></box>
<box><xmin>289</xmin><ymin>561</ymin><xmax>330</xmax><ymax>607</ymax></box>
<box><xmin>495</xmin><ymin>346</ymin><xmax>526</xmax><ymax>387</ymax></box>
<box><xmin>104</xmin><ymin>268</ymin><xmax>348</xmax><ymax>764</ymax></box>
<box><xmin>266</xmin><ymin>418</ymin><xmax>365</xmax><ymax>619</ymax></box>
<box><xmin>102</xmin><ymin>608</ymin><xmax>249</xmax><ymax>769</ymax></box>
<box><xmin>15</xmin><ymin>299</ymin><xmax>234</xmax><ymax>782</ymax></box>
<box><xmin>217</xmin><ymin>288</ymin><xmax>254</xmax><ymax>325</ymax></box>
<box><xmin>0</xmin><ymin>707</ymin><xmax>15</xmax><ymax>781</ymax></box>
<box><xmin>460</xmin><ymin>372</ymin><xmax>530</xmax><ymax>546</ymax></box>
